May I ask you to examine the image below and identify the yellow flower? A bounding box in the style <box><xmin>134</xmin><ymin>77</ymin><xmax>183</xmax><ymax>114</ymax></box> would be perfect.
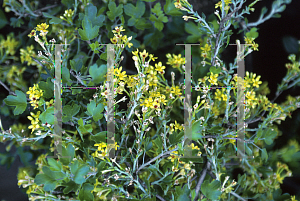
<box><xmin>149</xmin><ymin>54</ymin><xmax>158</xmax><ymax>62</ymax></box>
<box><xmin>117</xmin><ymin>67</ymin><xmax>127</xmax><ymax>81</ymax></box>
<box><xmin>110</xmin><ymin>36</ymin><xmax>118</xmax><ymax>44</ymax></box>
<box><xmin>168</xmin><ymin>151</ymin><xmax>179</xmax><ymax>163</ymax></box>
<box><xmin>208</xmin><ymin>73</ymin><xmax>218</xmax><ymax>85</ymax></box>
<box><xmin>28</xmin><ymin>119</ymin><xmax>40</xmax><ymax>134</ymax></box>
<box><xmin>244</xmin><ymin>36</ymin><xmax>254</xmax><ymax>45</ymax></box>
<box><xmin>251</xmin><ymin>74</ymin><xmax>262</xmax><ymax>88</ymax></box>
<box><xmin>112</xmin><ymin>26</ymin><xmax>125</xmax><ymax>34</ymax></box>
<box><xmin>190</xmin><ymin>143</ymin><xmax>200</xmax><ymax>150</ymax></box>
<box><xmin>215</xmin><ymin>88</ymin><xmax>229</xmax><ymax>102</ymax></box>
<box><xmin>1</xmin><ymin>33</ymin><xmax>19</xmax><ymax>56</ymax></box>
<box><xmin>291</xmin><ymin>195</ymin><xmax>298</xmax><ymax>201</ymax></box>
<box><xmin>201</xmin><ymin>44</ymin><xmax>211</xmax><ymax>52</ymax></box>
<box><xmin>139</xmin><ymin>49</ymin><xmax>148</xmax><ymax>61</ymax></box>
<box><xmin>95</xmin><ymin>142</ymin><xmax>107</xmax><ymax>152</ymax></box>
<box><xmin>28</xmin><ymin>29</ymin><xmax>36</xmax><ymax>38</ymax></box>
<box><xmin>174</xmin><ymin>120</ymin><xmax>184</xmax><ymax>131</ymax></box>
<box><xmin>36</xmin><ymin>23</ymin><xmax>49</xmax><ymax>32</ymax></box>
<box><xmin>132</xmin><ymin>48</ymin><xmax>139</xmax><ymax>56</ymax></box>
<box><xmin>46</xmin><ymin>99</ymin><xmax>54</xmax><ymax>108</ymax></box>
<box><xmin>171</xmin><ymin>86</ymin><xmax>182</xmax><ymax>96</ymax></box>
<box><xmin>252</xmin><ymin>42</ymin><xmax>259</xmax><ymax>51</ymax></box>
<box><xmin>127</xmin><ymin>42</ymin><xmax>133</xmax><ymax>48</ymax></box>
<box><xmin>20</xmin><ymin>45</ymin><xmax>36</xmax><ymax>66</ymax></box>
<box><xmin>155</xmin><ymin>62</ymin><xmax>166</xmax><ymax>73</ymax></box>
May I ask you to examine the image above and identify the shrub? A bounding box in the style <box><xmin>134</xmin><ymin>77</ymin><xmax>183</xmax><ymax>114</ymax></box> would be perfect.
<box><xmin>0</xmin><ymin>0</ymin><xmax>300</xmax><ymax>200</ymax></box>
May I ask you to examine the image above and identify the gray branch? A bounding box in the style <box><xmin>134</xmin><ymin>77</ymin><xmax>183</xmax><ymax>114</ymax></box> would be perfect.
<box><xmin>194</xmin><ymin>161</ymin><xmax>210</xmax><ymax>201</ymax></box>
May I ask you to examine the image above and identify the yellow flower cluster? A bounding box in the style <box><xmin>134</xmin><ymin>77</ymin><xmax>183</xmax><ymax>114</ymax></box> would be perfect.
<box><xmin>215</xmin><ymin>88</ymin><xmax>231</xmax><ymax>102</ymax></box>
<box><xmin>215</xmin><ymin>0</ymin><xmax>232</xmax><ymax>11</ymax></box>
<box><xmin>27</xmin><ymin>111</ymin><xmax>41</xmax><ymax>134</ymax></box>
<box><xmin>167</xmin><ymin>120</ymin><xmax>184</xmax><ymax>134</ymax></box>
<box><xmin>244</xmin><ymin>36</ymin><xmax>259</xmax><ymax>51</ymax></box>
<box><xmin>26</xmin><ymin>84</ymin><xmax>43</xmax><ymax>110</ymax></box>
<box><xmin>208</xmin><ymin>72</ymin><xmax>219</xmax><ymax>86</ymax></box>
<box><xmin>6</xmin><ymin>65</ymin><xmax>26</xmax><ymax>79</ymax></box>
<box><xmin>60</xmin><ymin>9</ymin><xmax>75</xmax><ymax>23</ymax></box>
<box><xmin>20</xmin><ymin>45</ymin><xmax>37</xmax><ymax>66</ymax></box>
<box><xmin>166</xmin><ymin>53</ymin><xmax>185</xmax><ymax>71</ymax></box>
<box><xmin>92</xmin><ymin>142</ymin><xmax>119</xmax><ymax>158</ymax></box>
<box><xmin>0</xmin><ymin>33</ymin><xmax>19</xmax><ymax>56</ymax></box>
<box><xmin>275</xmin><ymin>162</ymin><xmax>292</xmax><ymax>184</ymax></box>
<box><xmin>28</xmin><ymin>23</ymin><xmax>49</xmax><ymax>38</ymax></box>
<box><xmin>110</xmin><ymin>26</ymin><xmax>133</xmax><ymax>49</ymax></box>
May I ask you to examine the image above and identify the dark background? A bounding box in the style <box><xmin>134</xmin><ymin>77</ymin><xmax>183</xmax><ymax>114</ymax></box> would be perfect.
<box><xmin>1</xmin><ymin>0</ymin><xmax>300</xmax><ymax>200</ymax></box>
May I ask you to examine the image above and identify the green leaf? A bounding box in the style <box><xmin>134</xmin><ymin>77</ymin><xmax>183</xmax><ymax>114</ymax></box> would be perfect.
<box><xmin>84</xmin><ymin>4</ymin><xmax>105</xmax><ymax>27</ymax></box>
<box><xmin>107</xmin><ymin>1</ymin><xmax>123</xmax><ymax>21</ymax></box>
<box><xmin>89</xmin><ymin>64</ymin><xmax>107</xmax><ymax>84</ymax></box>
<box><xmin>71</xmin><ymin>161</ymin><xmax>90</xmax><ymax>185</ymax></box>
<box><xmin>60</xmin><ymin>143</ymin><xmax>75</xmax><ymax>166</ymax></box>
<box><xmin>0</xmin><ymin>8</ymin><xmax>8</xmax><ymax>29</ymax></box>
<box><xmin>39</xmin><ymin>106</ymin><xmax>54</xmax><ymax>125</ymax></box>
<box><xmin>201</xmin><ymin>180</ymin><xmax>221</xmax><ymax>200</ymax></box>
<box><xmin>42</xmin><ymin>12</ymin><xmax>63</xmax><ymax>24</ymax></box>
<box><xmin>79</xmin><ymin>183</ymin><xmax>94</xmax><ymax>201</ymax></box>
<box><xmin>149</xmin><ymin>14</ymin><xmax>168</xmax><ymax>31</ymax></box>
<box><xmin>78</xmin><ymin>118</ymin><xmax>93</xmax><ymax>141</ymax></box>
<box><xmin>143</xmin><ymin>29</ymin><xmax>164</xmax><ymax>50</ymax></box>
<box><xmin>169</xmin><ymin>131</ymin><xmax>184</xmax><ymax>145</ymax></box>
<box><xmin>209</xmin><ymin>66</ymin><xmax>222</xmax><ymax>74</ymax></box>
<box><xmin>146</xmin><ymin>142</ymin><xmax>153</xmax><ymax>151</ymax></box>
<box><xmin>185</xmin><ymin>22</ymin><xmax>202</xmax><ymax>43</ymax></box>
<box><xmin>164</xmin><ymin>0</ymin><xmax>183</xmax><ymax>16</ymax></box>
<box><xmin>135</xmin><ymin>18</ymin><xmax>152</xmax><ymax>30</ymax></box>
<box><xmin>176</xmin><ymin>184</ymin><xmax>190</xmax><ymax>201</ymax></box>
<box><xmin>89</xmin><ymin>41</ymin><xmax>100</xmax><ymax>53</ymax></box>
<box><xmin>63</xmin><ymin>181</ymin><xmax>80</xmax><ymax>194</ymax></box>
<box><xmin>78</xmin><ymin>16</ymin><xmax>100</xmax><ymax>41</ymax></box>
<box><xmin>261</xmin><ymin>148</ymin><xmax>268</xmax><ymax>162</ymax></box>
<box><xmin>39</xmin><ymin>77</ymin><xmax>54</xmax><ymax>99</ymax></box>
<box><xmin>245</xmin><ymin>27</ymin><xmax>259</xmax><ymax>39</ymax></box>
<box><xmin>91</xmin><ymin>131</ymin><xmax>107</xmax><ymax>143</ymax></box>
<box><xmin>10</xmin><ymin>17</ymin><xmax>24</xmax><ymax>28</ymax></box>
<box><xmin>191</xmin><ymin>120</ymin><xmax>203</xmax><ymax>141</ymax></box>
<box><xmin>87</xmin><ymin>101</ymin><xmax>104</xmax><ymax>121</ymax></box>
<box><xmin>282</xmin><ymin>35</ymin><xmax>299</xmax><ymax>54</ymax></box>
<box><xmin>62</xmin><ymin>66</ymin><xmax>72</xmax><ymax>85</ymax></box>
<box><xmin>47</xmin><ymin>158</ymin><xmax>63</xmax><ymax>171</ymax></box>
<box><xmin>62</xmin><ymin>0</ymin><xmax>74</xmax><ymax>8</ymax></box>
<box><xmin>62</xmin><ymin>103</ymin><xmax>80</xmax><ymax>123</ymax></box>
<box><xmin>4</xmin><ymin>90</ymin><xmax>27</xmax><ymax>115</ymax></box>
<box><xmin>124</xmin><ymin>0</ymin><xmax>145</xmax><ymax>19</ymax></box>
<box><xmin>152</xmin><ymin>3</ymin><xmax>163</xmax><ymax>16</ymax></box>
<box><xmin>35</xmin><ymin>166</ymin><xmax>66</xmax><ymax>192</ymax></box>
<box><xmin>264</xmin><ymin>127</ymin><xmax>277</xmax><ymax>145</ymax></box>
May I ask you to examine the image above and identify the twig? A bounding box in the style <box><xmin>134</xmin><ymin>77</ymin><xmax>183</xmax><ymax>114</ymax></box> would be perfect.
<box><xmin>30</xmin><ymin>56</ymin><xmax>53</xmax><ymax>78</ymax></box>
<box><xmin>156</xmin><ymin>194</ymin><xmax>166</xmax><ymax>201</ymax></box>
<box><xmin>70</xmin><ymin>69</ymin><xmax>85</xmax><ymax>85</ymax></box>
<box><xmin>0</xmin><ymin>80</ymin><xmax>31</xmax><ymax>101</ymax></box>
<box><xmin>194</xmin><ymin>162</ymin><xmax>210</xmax><ymax>201</ymax></box>
<box><xmin>212</xmin><ymin>2</ymin><xmax>243</xmax><ymax>66</ymax></box>
<box><xmin>230</xmin><ymin>191</ymin><xmax>247</xmax><ymax>201</ymax></box>
<box><xmin>23</xmin><ymin>4</ymin><xmax>58</xmax><ymax>17</ymax></box>
<box><xmin>136</xmin><ymin>146</ymin><xmax>178</xmax><ymax>174</ymax></box>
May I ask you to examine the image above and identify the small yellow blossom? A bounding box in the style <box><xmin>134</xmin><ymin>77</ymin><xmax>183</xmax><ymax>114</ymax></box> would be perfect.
<box><xmin>36</xmin><ymin>23</ymin><xmax>49</xmax><ymax>32</ymax></box>
<box><xmin>208</xmin><ymin>73</ymin><xmax>219</xmax><ymax>85</ymax></box>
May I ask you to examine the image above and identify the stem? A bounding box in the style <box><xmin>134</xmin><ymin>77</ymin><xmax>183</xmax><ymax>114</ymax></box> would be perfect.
<box><xmin>193</xmin><ymin>161</ymin><xmax>210</xmax><ymax>201</ymax></box>
<box><xmin>230</xmin><ymin>191</ymin><xmax>247</xmax><ymax>201</ymax></box>
<box><xmin>136</xmin><ymin>147</ymin><xmax>178</xmax><ymax>174</ymax></box>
